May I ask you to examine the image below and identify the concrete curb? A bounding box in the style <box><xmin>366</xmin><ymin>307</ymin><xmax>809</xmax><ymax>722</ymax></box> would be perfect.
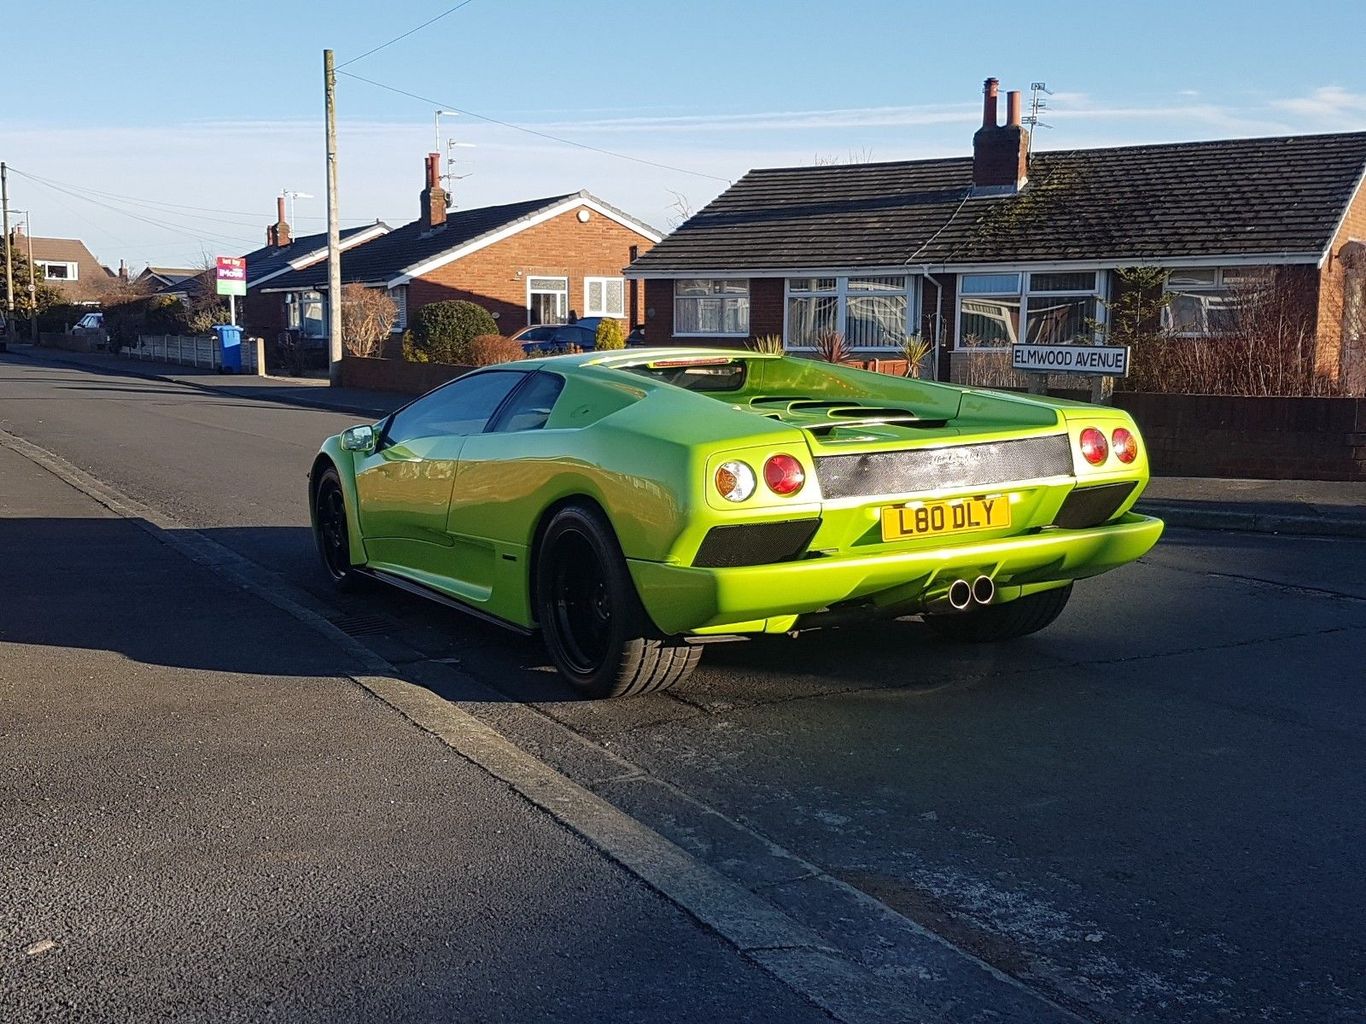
<box><xmin>6</xmin><ymin>346</ymin><xmax>393</xmax><ymax>419</ymax></box>
<box><xmin>1137</xmin><ymin>502</ymin><xmax>1366</xmax><ymax>540</ymax></box>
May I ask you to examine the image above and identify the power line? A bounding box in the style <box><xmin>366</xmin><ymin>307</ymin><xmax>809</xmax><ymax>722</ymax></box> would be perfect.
<box><xmin>338</xmin><ymin>0</ymin><xmax>479</xmax><ymax>69</ymax></box>
<box><xmin>338</xmin><ymin>70</ymin><xmax>732</xmax><ymax>184</ymax></box>
<box><xmin>9</xmin><ymin>167</ymin><xmax>259</xmax><ymax>249</ymax></box>
<box><xmin>8</xmin><ymin>169</ymin><xmax>333</xmax><ymax>223</ymax></box>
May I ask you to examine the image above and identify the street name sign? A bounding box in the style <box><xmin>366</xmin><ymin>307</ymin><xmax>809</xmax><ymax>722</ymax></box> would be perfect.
<box><xmin>1012</xmin><ymin>343</ymin><xmax>1129</xmax><ymax>377</ymax></box>
<box><xmin>215</xmin><ymin>256</ymin><xmax>247</xmax><ymax>297</ymax></box>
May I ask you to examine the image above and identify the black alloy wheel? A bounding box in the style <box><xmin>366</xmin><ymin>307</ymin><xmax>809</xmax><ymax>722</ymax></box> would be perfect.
<box><xmin>314</xmin><ymin>467</ymin><xmax>363</xmax><ymax>590</ymax></box>
<box><xmin>536</xmin><ymin>505</ymin><xmax>701</xmax><ymax>698</ymax></box>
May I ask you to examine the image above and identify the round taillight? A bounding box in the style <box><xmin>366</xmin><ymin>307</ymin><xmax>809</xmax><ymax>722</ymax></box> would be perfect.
<box><xmin>763</xmin><ymin>454</ymin><xmax>805</xmax><ymax>496</ymax></box>
<box><xmin>1112</xmin><ymin>427</ymin><xmax>1138</xmax><ymax>464</ymax></box>
<box><xmin>715</xmin><ymin>461</ymin><xmax>756</xmax><ymax>502</ymax></box>
<box><xmin>1079</xmin><ymin>427</ymin><xmax>1109</xmax><ymax>466</ymax></box>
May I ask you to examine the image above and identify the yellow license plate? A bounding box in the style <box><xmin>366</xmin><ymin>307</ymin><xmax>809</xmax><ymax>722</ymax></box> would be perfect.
<box><xmin>880</xmin><ymin>495</ymin><xmax>1011</xmax><ymax>541</ymax></box>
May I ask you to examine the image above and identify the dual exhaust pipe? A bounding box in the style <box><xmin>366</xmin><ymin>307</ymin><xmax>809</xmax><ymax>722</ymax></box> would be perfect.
<box><xmin>928</xmin><ymin>575</ymin><xmax>995</xmax><ymax>614</ymax></box>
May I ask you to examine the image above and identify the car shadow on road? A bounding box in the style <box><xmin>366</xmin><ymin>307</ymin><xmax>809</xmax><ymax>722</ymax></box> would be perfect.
<box><xmin>0</xmin><ymin>512</ymin><xmax>588</xmax><ymax>703</ymax></box>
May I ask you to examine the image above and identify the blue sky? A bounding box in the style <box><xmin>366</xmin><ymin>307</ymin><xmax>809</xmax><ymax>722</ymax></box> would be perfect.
<box><xmin>5</xmin><ymin>0</ymin><xmax>1366</xmax><ymax>268</ymax></box>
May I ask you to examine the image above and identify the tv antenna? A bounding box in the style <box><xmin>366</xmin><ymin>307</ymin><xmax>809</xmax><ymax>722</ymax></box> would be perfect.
<box><xmin>1024</xmin><ymin>82</ymin><xmax>1052</xmax><ymax>131</ymax></box>
<box><xmin>442</xmin><ymin>138</ymin><xmax>477</xmax><ymax>208</ymax></box>
<box><xmin>1023</xmin><ymin>82</ymin><xmax>1052</xmax><ymax>157</ymax></box>
<box><xmin>282</xmin><ymin>189</ymin><xmax>313</xmax><ymax>225</ymax></box>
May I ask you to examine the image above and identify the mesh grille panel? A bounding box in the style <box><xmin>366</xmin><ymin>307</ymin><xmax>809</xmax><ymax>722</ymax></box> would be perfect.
<box><xmin>693</xmin><ymin>519</ymin><xmax>821</xmax><ymax>568</ymax></box>
<box><xmin>814</xmin><ymin>434</ymin><xmax>1072</xmax><ymax>499</ymax></box>
<box><xmin>1052</xmin><ymin>481</ymin><xmax>1136</xmax><ymax>529</ymax></box>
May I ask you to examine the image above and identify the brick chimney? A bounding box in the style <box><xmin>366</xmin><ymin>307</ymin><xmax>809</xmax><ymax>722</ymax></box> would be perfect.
<box><xmin>118</xmin><ymin>259</ymin><xmax>128</xmax><ymax>282</ymax></box>
<box><xmin>972</xmin><ymin>77</ymin><xmax>1030</xmax><ymax>193</ymax></box>
<box><xmin>420</xmin><ymin>153</ymin><xmax>447</xmax><ymax>228</ymax></box>
<box><xmin>266</xmin><ymin>196</ymin><xmax>292</xmax><ymax>248</ymax></box>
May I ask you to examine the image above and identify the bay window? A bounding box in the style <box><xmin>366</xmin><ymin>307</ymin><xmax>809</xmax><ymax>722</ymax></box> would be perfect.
<box><xmin>958</xmin><ymin>270</ymin><xmax>1104</xmax><ymax>348</ymax></box>
<box><xmin>675</xmin><ymin>279</ymin><xmax>749</xmax><ymax>335</ymax></box>
<box><xmin>1162</xmin><ymin>267</ymin><xmax>1261</xmax><ymax>336</ymax></box>
<box><xmin>785</xmin><ymin>275</ymin><xmax>917</xmax><ymax>349</ymax></box>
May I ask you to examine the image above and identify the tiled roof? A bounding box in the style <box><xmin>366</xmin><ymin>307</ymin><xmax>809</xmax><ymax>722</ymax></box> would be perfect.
<box><xmin>628</xmin><ymin>132</ymin><xmax>1366</xmax><ymax>274</ymax></box>
<box><xmin>243</xmin><ymin>223</ymin><xmax>385</xmax><ymax>287</ymax></box>
<box><xmin>24</xmin><ymin>236</ymin><xmax>114</xmax><ymax>289</ymax></box>
<box><xmin>139</xmin><ymin>266</ymin><xmax>199</xmax><ymax>284</ymax></box>
<box><xmin>260</xmin><ymin>194</ymin><xmax>581</xmax><ymax>292</ymax></box>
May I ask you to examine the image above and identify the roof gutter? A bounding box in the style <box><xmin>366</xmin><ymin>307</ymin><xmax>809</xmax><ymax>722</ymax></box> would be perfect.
<box><xmin>624</xmin><ymin>252</ymin><xmax>1326</xmax><ymax>279</ymax></box>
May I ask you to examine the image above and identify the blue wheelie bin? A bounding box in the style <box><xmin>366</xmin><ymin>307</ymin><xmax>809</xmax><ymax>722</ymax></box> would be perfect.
<box><xmin>213</xmin><ymin>324</ymin><xmax>243</xmax><ymax>374</ymax></box>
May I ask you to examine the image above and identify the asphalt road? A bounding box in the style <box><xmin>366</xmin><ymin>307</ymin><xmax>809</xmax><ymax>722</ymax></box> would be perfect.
<box><xmin>3</xmin><ymin>355</ymin><xmax>1364</xmax><ymax>1023</ymax></box>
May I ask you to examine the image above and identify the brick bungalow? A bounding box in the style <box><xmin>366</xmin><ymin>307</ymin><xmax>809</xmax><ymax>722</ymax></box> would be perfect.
<box><xmin>626</xmin><ymin>78</ymin><xmax>1366</xmax><ymax>394</ymax></box>
<box><xmin>258</xmin><ymin>155</ymin><xmax>661</xmax><ymax>349</ymax></box>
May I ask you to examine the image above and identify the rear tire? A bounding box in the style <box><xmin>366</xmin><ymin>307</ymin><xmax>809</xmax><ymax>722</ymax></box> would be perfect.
<box><xmin>313</xmin><ymin>467</ymin><xmax>366</xmax><ymax>592</ymax></box>
<box><xmin>536</xmin><ymin>505</ymin><xmax>701</xmax><ymax>698</ymax></box>
<box><xmin>924</xmin><ymin>583</ymin><xmax>1073</xmax><ymax>643</ymax></box>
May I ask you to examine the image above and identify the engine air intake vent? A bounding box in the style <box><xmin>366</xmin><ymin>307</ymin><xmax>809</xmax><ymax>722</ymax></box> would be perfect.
<box><xmin>1052</xmin><ymin>481</ymin><xmax>1136</xmax><ymax>529</ymax></box>
<box><xmin>693</xmin><ymin>519</ymin><xmax>821</xmax><ymax>568</ymax></box>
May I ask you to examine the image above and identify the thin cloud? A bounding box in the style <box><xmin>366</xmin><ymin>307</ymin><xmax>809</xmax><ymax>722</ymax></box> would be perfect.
<box><xmin>1271</xmin><ymin>86</ymin><xmax>1366</xmax><ymax>120</ymax></box>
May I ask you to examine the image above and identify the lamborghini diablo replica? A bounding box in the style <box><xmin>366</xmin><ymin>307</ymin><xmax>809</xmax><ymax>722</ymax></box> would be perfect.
<box><xmin>309</xmin><ymin>349</ymin><xmax>1163</xmax><ymax>697</ymax></box>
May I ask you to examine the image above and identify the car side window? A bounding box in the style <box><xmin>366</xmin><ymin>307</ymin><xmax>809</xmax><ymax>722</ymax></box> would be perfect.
<box><xmin>521</xmin><ymin>326</ymin><xmax>556</xmax><ymax>343</ymax></box>
<box><xmin>490</xmin><ymin>372</ymin><xmax>565</xmax><ymax>433</ymax></box>
<box><xmin>384</xmin><ymin>370</ymin><xmax>525</xmax><ymax>445</ymax></box>
<box><xmin>553</xmin><ymin>326</ymin><xmax>595</xmax><ymax>348</ymax></box>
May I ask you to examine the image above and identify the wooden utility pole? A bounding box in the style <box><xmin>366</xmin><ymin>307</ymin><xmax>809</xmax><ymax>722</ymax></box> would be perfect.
<box><xmin>24</xmin><ymin>212</ymin><xmax>36</xmax><ymax>341</ymax></box>
<box><xmin>1</xmin><ymin>161</ymin><xmax>12</xmax><ymax>353</ymax></box>
<box><xmin>324</xmin><ymin>49</ymin><xmax>343</xmax><ymax>385</ymax></box>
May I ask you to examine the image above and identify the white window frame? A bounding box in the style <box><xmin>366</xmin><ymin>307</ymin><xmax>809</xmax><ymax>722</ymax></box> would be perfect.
<box><xmin>389</xmin><ymin>284</ymin><xmax>408</xmax><ymax>332</ymax></box>
<box><xmin>37</xmin><ymin>260</ymin><xmax>78</xmax><ymax>282</ymax></box>
<box><xmin>583</xmin><ymin>276</ymin><xmax>625</xmax><ymax>318</ymax></box>
<box><xmin>783</xmin><ymin>275</ymin><xmax>919</xmax><ymax>351</ymax></box>
<box><xmin>954</xmin><ymin>269</ymin><xmax>1107</xmax><ymax>351</ymax></box>
<box><xmin>1161</xmin><ymin>266</ymin><xmax>1262</xmax><ymax>338</ymax></box>
<box><xmin>526</xmin><ymin>275</ymin><xmax>568</xmax><ymax>327</ymax></box>
<box><xmin>673</xmin><ymin>279</ymin><xmax>749</xmax><ymax>337</ymax></box>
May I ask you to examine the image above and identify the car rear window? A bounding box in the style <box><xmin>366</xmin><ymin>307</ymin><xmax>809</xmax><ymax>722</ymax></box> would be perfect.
<box><xmin>623</xmin><ymin>358</ymin><xmax>748</xmax><ymax>392</ymax></box>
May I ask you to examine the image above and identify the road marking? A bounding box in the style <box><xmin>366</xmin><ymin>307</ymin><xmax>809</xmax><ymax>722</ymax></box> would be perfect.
<box><xmin>1</xmin><ymin>426</ymin><xmax>1085</xmax><ymax>1024</ymax></box>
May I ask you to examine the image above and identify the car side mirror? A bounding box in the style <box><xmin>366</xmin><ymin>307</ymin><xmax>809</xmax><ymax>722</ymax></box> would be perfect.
<box><xmin>341</xmin><ymin>424</ymin><xmax>376</xmax><ymax>453</ymax></box>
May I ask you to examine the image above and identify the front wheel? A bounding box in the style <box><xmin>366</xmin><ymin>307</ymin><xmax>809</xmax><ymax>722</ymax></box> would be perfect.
<box><xmin>535</xmin><ymin>505</ymin><xmax>701</xmax><ymax>698</ymax></box>
<box><xmin>313</xmin><ymin>467</ymin><xmax>366</xmax><ymax>591</ymax></box>
<box><xmin>924</xmin><ymin>583</ymin><xmax>1073</xmax><ymax>643</ymax></box>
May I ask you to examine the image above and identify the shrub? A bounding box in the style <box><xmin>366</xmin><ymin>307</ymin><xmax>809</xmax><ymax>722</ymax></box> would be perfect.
<box><xmin>340</xmin><ymin>283</ymin><xmax>396</xmax><ymax>357</ymax></box>
<box><xmin>467</xmin><ymin>333</ymin><xmax>526</xmax><ymax>366</ymax></box>
<box><xmin>400</xmin><ymin>330</ymin><xmax>428</xmax><ymax>363</ymax></box>
<box><xmin>813</xmin><ymin>329</ymin><xmax>852</xmax><ymax>364</ymax></box>
<box><xmin>594</xmin><ymin>318</ymin><xmax>626</xmax><ymax>351</ymax></box>
<box><xmin>898</xmin><ymin>334</ymin><xmax>933</xmax><ymax>378</ymax></box>
<box><xmin>411</xmin><ymin>300</ymin><xmax>497</xmax><ymax>364</ymax></box>
<box><xmin>747</xmin><ymin>334</ymin><xmax>784</xmax><ymax>354</ymax></box>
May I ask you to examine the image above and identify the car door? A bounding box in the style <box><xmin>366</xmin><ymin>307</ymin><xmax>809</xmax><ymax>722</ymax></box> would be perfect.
<box><xmin>444</xmin><ymin>371</ymin><xmax>568</xmax><ymax>622</ymax></box>
<box><xmin>354</xmin><ymin>370</ymin><xmax>526</xmax><ymax>579</ymax></box>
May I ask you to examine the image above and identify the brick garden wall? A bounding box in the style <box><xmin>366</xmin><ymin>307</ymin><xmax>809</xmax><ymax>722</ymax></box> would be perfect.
<box><xmin>340</xmin><ymin>355</ymin><xmax>471</xmax><ymax>395</ymax></box>
<box><xmin>1114</xmin><ymin>393</ymin><xmax>1366</xmax><ymax>480</ymax></box>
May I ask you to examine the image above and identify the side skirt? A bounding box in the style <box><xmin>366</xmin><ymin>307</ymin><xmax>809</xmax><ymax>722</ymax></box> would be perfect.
<box><xmin>360</xmin><ymin>567</ymin><xmax>534</xmax><ymax>637</ymax></box>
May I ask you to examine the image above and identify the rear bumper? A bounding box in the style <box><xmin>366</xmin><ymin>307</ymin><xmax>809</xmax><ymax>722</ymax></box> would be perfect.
<box><xmin>629</xmin><ymin>512</ymin><xmax>1164</xmax><ymax>635</ymax></box>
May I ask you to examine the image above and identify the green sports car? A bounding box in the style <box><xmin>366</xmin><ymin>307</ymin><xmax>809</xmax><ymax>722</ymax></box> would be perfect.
<box><xmin>309</xmin><ymin>349</ymin><xmax>1163</xmax><ymax>698</ymax></box>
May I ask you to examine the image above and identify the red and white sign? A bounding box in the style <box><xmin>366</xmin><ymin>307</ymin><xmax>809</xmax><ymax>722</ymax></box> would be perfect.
<box><xmin>216</xmin><ymin>256</ymin><xmax>247</xmax><ymax>296</ymax></box>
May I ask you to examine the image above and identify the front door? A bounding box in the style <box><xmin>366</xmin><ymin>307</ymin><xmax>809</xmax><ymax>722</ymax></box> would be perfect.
<box><xmin>527</xmin><ymin>276</ymin><xmax>568</xmax><ymax>325</ymax></box>
<box><xmin>355</xmin><ymin>369</ymin><xmax>526</xmax><ymax>580</ymax></box>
